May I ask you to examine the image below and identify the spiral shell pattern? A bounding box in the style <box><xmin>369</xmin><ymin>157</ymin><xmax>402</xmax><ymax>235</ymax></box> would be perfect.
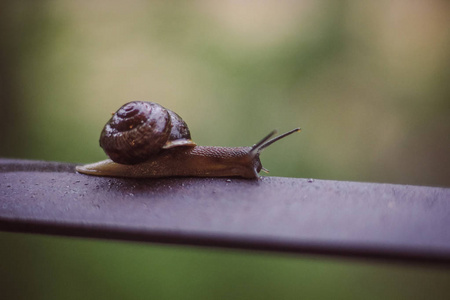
<box><xmin>99</xmin><ymin>101</ymin><xmax>194</xmax><ymax>164</ymax></box>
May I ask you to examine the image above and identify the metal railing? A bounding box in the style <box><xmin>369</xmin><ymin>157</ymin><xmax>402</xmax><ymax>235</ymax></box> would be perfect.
<box><xmin>1</xmin><ymin>158</ymin><xmax>449</xmax><ymax>264</ymax></box>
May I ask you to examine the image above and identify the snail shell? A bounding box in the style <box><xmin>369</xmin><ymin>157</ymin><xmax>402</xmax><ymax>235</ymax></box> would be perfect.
<box><xmin>99</xmin><ymin>101</ymin><xmax>195</xmax><ymax>164</ymax></box>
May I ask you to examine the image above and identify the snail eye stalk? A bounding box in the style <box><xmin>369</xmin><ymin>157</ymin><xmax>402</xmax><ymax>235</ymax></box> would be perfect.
<box><xmin>250</xmin><ymin>128</ymin><xmax>301</xmax><ymax>155</ymax></box>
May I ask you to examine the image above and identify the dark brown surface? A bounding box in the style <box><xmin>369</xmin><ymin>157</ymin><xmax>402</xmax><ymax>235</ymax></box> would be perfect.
<box><xmin>1</xmin><ymin>158</ymin><xmax>450</xmax><ymax>263</ymax></box>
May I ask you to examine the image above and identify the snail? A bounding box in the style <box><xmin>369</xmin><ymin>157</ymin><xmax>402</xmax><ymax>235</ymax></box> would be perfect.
<box><xmin>76</xmin><ymin>101</ymin><xmax>300</xmax><ymax>179</ymax></box>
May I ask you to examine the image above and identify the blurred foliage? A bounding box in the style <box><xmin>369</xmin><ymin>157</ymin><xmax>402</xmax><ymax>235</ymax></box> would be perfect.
<box><xmin>1</xmin><ymin>1</ymin><xmax>449</xmax><ymax>299</ymax></box>
<box><xmin>1</xmin><ymin>231</ymin><xmax>450</xmax><ymax>300</ymax></box>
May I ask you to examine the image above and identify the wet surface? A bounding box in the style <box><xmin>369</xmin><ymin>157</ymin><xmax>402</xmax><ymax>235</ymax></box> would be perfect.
<box><xmin>1</xmin><ymin>158</ymin><xmax>450</xmax><ymax>263</ymax></box>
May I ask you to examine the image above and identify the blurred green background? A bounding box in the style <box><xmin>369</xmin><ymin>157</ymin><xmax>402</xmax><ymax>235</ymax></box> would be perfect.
<box><xmin>1</xmin><ymin>1</ymin><xmax>449</xmax><ymax>299</ymax></box>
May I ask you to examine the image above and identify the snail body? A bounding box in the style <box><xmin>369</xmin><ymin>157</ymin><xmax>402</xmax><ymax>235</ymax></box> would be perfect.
<box><xmin>76</xmin><ymin>101</ymin><xmax>300</xmax><ymax>179</ymax></box>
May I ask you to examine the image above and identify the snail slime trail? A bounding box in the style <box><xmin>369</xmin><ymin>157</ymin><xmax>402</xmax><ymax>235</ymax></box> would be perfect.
<box><xmin>76</xmin><ymin>101</ymin><xmax>300</xmax><ymax>179</ymax></box>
